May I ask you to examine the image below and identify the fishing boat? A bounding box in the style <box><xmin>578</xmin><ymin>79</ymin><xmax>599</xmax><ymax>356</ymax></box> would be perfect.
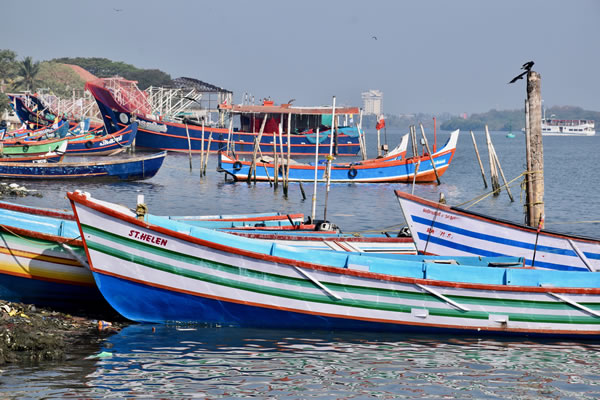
<box><xmin>0</xmin><ymin>201</ymin><xmax>304</xmax><ymax>308</ymax></box>
<box><xmin>7</xmin><ymin>93</ymin><xmax>55</xmax><ymax>128</ymax></box>
<box><xmin>218</xmin><ymin>130</ymin><xmax>459</xmax><ymax>183</ymax></box>
<box><xmin>0</xmin><ymin>141</ymin><xmax>67</xmax><ymax>163</ymax></box>
<box><xmin>0</xmin><ymin>198</ymin><xmax>504</xmax><ymax>315</ymax></box>
<box><xmin>67</xmin><ymin>191</ymin><xmax>600</xmax><ymax>337</ymax></box>
<box><xmin>0</xmin><ymin>202</ymin><xmax>106</xmax><ymax>310</ymax></box>
<box><xmin>0</xmin><ymin>135</ymin><xmax>69</xmax><ymax>158</ymax></box>
<box><xmin>541</xmin><ymin>118</ymin><xmax>596</xmax><ymax>136</ymax></box>
<box><xmin>85</xmin><ymin>79</ymin><xmax>363</xmax><ymax>156</ymax></box>
<box><xmin>395</xmin><ymin>191</ymin><xmax>600</xmax><ymax>272</ymax></box>
<box><xmin>0</xmin><ymin>151</ymin><xmax>166</xmax><ymax>180</ymax></box>
<box><xmin>63</xmin><ymin>122</ymin><xmax>138</xmax><ymax>156</ymax></box>
<box><xmin>1</xmin><ymin>118</ymin><xmax>68</xmax><ymax>141</ymax></box>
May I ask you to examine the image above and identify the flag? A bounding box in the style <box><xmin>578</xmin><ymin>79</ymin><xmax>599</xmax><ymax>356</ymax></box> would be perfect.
<box><xmin>375</xmin><ymin>114</ymin><xmax>385</xmax><ymax>130</ymax></box>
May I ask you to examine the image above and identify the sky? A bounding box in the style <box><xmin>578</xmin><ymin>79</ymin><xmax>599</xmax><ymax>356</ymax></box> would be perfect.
<box><xmin>2</xmin><ymin>0</ymin><xmax>599</xmax><ymax>115</ymax></box>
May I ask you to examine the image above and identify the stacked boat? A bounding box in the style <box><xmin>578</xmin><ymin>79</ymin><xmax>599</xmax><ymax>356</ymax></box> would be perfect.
<box><xmin>1</xmin><ymin>94</ymin><xmax>166</xmax><ymax>181</ymax></box>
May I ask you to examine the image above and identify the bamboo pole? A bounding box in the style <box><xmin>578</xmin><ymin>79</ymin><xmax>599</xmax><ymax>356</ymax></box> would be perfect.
<box><xmin>256</xmin><ymin>145</ymin><xmax>272</xmax><ymax>187</ymax></box>
<box><xmin>470</xmin><ymin>130</ymin><xmax>488</xmax><ymax>188</ymax></box>
<box><xmin>358</xmin><ymin>109</ymin><xmax>367</xmax><ymax>160</ymax></box>
<box><xmin>419</xmin><ymin>123</ymin><xmax>441</xmax><ymax>185</ymax></box>
<box><xmin>485</xmin><ymin>126</ymin><xmax>500</xmax><ymax>195</ymax></box>
<box><xmin>486</xmin><ymin>126</ymin><xmax>514</xmax><ymax>202</ymax></box>
<box><xmin>376</xmin><ymin>126</ymin><xmax>381</xmax><ymax>157</ymax></box>
<box><xmin>184</xmin><ymin>122</ymin><xmax>192</xmax><ymax>170</ymax></box>
<box><xmin>203</xmin><ymin>134</ymin><xmax>212</xmax><ymax>175</ymax></box>
<box><xmin>284</xmin><ymin>112</ymin><xmax>292</xmax><ymax>196</ymax></box>
<box><xmin>323</xmin><ymin>96</ymin><xmax>336</xmax><ymax>222</ymax></box>
<box><xmin>278</xmin><ymin>120</ymin><xmax>286</xmax><ymax>190</ymax></box>
<box><xmin>247</xmin><ymin>114</ymin><xmax>268</xmax><ymax>183</ymax></box>
<box><xmin>526</xmin><ymin>71</ymin><xmax>545</xmax><ymax>228</ymax></box>
<box><xmin>200</xmin><ymin>121</ymin><xmax>205</xmax><ymax>177</ymax></box>
<box><xmin>226</xmin><ymin>117</ymin><xmax>233</xmax><ymax>155</ymax></box>
<box><xmin>273</xmin><ymin>129</ymin><xmax>279</xmax><ymax>189</ymax></box>
<box><xmin>411</xmin><ymin>159</ymin><xmax>421</xmax><ymax>195</ymax></box>
<box><xmin>310</xmin><ymin>128</ymin><xmax>321</xmax><ymax>221</ymax></box>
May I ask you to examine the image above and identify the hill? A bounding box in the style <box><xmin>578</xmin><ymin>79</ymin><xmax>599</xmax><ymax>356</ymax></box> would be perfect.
<box><xmin>51</xmin><ymin>57</ymin><xmax>172</xmax><ymax>89</ymax></box>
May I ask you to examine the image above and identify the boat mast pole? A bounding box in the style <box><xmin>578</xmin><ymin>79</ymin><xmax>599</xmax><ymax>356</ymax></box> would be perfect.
<box><xmin>323</xmin><ymin>96</ymin><xmax>336</xmax><ymax>222</ymax></box>
<box><xmin>310</xmin><ymin>127</ymin><xmax>321</xmax><ymax>221</ymax></box>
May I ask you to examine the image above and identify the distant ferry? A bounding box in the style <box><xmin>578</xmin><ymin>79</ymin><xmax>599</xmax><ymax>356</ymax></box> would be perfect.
<box><xmin>541</xmin><ymin>118</ymin><xmax>596</xmax><ymax>136</ymax></box>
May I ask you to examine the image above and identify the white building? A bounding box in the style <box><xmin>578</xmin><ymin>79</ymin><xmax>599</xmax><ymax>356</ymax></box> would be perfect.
<box><xmin>361</xmin><ymin>90</ymin><xmax>383</xmax><ymax>115</ymax></box>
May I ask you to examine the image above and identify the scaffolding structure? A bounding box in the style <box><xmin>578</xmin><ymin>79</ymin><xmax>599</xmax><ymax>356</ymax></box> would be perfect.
<box><xmin>19</xmin><ymin>76</ymin><xmax>233</xmax><ymax>125</ymax></box>
<box><xmin>36</xmin><ymin>89</ymin><xmax>101</xmax><ymax>122</ymax></box>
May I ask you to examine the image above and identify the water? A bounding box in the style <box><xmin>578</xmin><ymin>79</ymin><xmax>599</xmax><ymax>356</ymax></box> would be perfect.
<box><xmin>1</xmin><ymin>129</ymin><xmax>599</xmax><ymax>397</ymax></box>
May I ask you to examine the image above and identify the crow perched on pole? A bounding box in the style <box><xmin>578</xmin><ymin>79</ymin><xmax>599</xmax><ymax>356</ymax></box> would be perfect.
<box><xmin>508</xmin><ymin>61</ymin><xmax>535</xmax><ymax>84</ymax></box>
<box><xmin>521</xmin><ymin>61</ymin><xmax>534</xmax><ymax>71</ymax></box>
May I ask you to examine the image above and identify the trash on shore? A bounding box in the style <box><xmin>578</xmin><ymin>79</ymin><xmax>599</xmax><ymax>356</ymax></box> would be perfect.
<box><xmin>0</xmin><ymin>301</ymin><xmax>126</xmax><ymax>365</ymax></box>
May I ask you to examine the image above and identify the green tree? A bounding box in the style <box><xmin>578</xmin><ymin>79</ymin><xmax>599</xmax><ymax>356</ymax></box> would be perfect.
<box><xmin>0</xmin><ymin>49</ymin><xmax>18</xmax><ymax>114</ymax></box>
<box><xmin>14</xmin><ymin>56</ymin><xmax>41</xmax><ymax>91</ymax></box>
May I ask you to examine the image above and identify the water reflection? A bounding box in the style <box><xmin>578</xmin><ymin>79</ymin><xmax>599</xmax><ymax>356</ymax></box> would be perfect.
<box><xmin>60</xmin><ymin>325</ymin><xmax>600</xmax><ymax>399</ymax></box>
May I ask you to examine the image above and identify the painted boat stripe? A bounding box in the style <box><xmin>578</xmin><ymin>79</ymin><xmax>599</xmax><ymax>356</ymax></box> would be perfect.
<box><xmin>84</xmin><ymin>232</ymin><xmax>600</xmax><ymax>325</ymax></box>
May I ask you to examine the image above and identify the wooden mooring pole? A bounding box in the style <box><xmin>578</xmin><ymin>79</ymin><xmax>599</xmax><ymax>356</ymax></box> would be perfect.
<box><xmin>525</xmin><ymin>71</ymin><xmax>544</xmax><ymax>228</ymax></box>
<box><xmin>470</xmin><ymin>130</ymin><xmax>488</xmax><ymax>188</ymax></box>
<box><xmin>485</xmin><ymin>127</ymin><xmax>501</xmax><ymax>195</ymax></box>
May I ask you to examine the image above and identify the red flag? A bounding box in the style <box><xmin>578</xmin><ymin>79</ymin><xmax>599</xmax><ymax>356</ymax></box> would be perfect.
<box><xmin>375</xmin><ymin>114</ymin><xmax>385</xmax><ymax>130</ymax></box>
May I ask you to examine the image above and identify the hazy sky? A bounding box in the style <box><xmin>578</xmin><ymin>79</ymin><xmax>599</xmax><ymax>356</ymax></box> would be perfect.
<box><xmin>2</xmin><ymin>0</ymin><xmax>599</xmax><ymax>115</ymax></box>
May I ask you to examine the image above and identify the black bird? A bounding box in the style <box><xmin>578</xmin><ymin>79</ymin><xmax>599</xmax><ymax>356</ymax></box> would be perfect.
<box><xmin>113</xmin><ymin>8</ymin><xmax>123</xmax><ymax>12</ymax></box>
<box><xmin>508</xmin><ymin>70</ymin><xmax>528</xmax><ymax>84</ymax></box>
<box><xmin>372</xmin><ymin>36</ymin><xmax>378</xmax><ymax>40</ymax></box>
<box><xmin>521</xmin><ymin>61</ymin><xmax>534</xmax><ymax>71</ymax></box>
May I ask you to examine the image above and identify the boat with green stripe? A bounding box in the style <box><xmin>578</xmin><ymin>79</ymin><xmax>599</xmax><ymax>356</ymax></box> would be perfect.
<box><xmin>68</xmin><ymin>191</ymin><xmax>600</xmax><ymax>336</ymax></box>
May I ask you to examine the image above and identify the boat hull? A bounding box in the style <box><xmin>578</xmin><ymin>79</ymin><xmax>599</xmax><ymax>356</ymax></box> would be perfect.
<box><xmin>0</xmin><ymin>223</ymin><xmax>106</xmax><ymax>310</ymax></box>
<box><xmin>64</xmin><ymin>123</ymin><xmax>138</xmax><ymax>156</ymax></box>
<box><xmin>395</xmin><ymin>191</ymin><xmax>600</xmax><ymax>272</ymax></box>
<box><xmin>0</xmin><ymin>151</ymin><xmax>166</xmax><ymax>180</ymax></box>
<box><xmin>69</xmin><ymin>192</ymin><xmax>600</xmax><ymax>336</ymax></box>
<box><xmin>219</xmin><ymin>130</ymin><xmax>458</xmax><ymax>183</ymax></box>
<box><xmin>86</xmin><ymin>82</ymin><xmax>361</xmax><ymax>156</ymax></box>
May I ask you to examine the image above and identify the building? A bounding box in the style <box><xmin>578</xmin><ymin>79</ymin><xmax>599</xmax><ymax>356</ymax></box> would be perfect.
<box><xmin>361</xmin><ymin>90</ymin><xmax>383</xmax><ymax>115</ymax></box>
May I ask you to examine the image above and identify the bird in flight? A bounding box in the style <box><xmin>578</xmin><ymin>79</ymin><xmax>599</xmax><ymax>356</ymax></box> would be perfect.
<box><xmin>372</xmin><ymin>36</ymin><xmax>378</xmax><ymax>40</ymax></box>
<box><xmin>508</xmin><ymin>70</ymin><xmax>528</xmax><ymax>84</ymax></box>
<box><xmin>113</xmin><ymin>8</ymin><xmax>123</xmax><ymax>12</ymax></box>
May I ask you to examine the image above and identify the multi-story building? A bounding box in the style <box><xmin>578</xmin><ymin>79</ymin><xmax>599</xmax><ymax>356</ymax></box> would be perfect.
<box><xmin>361</xmin><ymin>90</ymin><xmax>383</xmax><ymax>115</ymax></box>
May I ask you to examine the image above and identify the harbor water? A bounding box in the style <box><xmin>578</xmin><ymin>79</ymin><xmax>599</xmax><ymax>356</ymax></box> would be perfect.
<box><xmin>1</xmin><ymin>129</ymin><xmax>599</xmax><ymax>398</ymax></box>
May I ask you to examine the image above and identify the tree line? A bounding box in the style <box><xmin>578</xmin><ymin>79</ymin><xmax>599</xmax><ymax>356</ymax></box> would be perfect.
<box><xmin>0</xmin><ymin>50</ymin><xmax>173</xmax><ymax>114</ymax></box>
<box><xmin>440</xmin><ymin>107</ymin><xmax>600</xmax><ymax>131</ymax></box>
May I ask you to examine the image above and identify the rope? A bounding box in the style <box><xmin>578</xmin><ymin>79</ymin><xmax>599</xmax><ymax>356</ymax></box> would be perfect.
<box><xmin>455</xmin><ymin>171</ymin><xmax>527</xmax><ymax>209</ymax></box>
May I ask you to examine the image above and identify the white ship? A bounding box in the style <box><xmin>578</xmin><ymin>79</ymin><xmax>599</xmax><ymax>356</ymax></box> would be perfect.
<box><xmin>541</xmin><ymin>118</ymin><xmax>596</xmax><ymax>136</ymax></box>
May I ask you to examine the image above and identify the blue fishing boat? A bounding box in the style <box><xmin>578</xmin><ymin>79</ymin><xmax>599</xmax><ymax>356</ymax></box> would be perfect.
<box><xmin>396</xmin><ymin>191</ymin><xmax>600</xmax><ymax>272</ymax></box>
<box><xmin>85</xmin><ymin>80</ymin><xmax>363</xmax><ymax>156</ymax></box>
<box><xmin>67</xmin><ymin>191</ymin><xmax>600</xmax><ymax>337</ymax></box>
<box><xmin>0</xmin><ymin>150</ymin><xmax>166</xmax><ymax>180</ymax></box>
<box><xmin>218</xmin><ymin>130</ymin><xmax>459</xmax><ymax>183</ymax></box>
<box><xmin>7</xmin><ymin>93</ymin><xmax>54</xmax><ymax>128</ymax></box>
<box><xmin>0</xmin><ymin>202</ymin><xmax>106</xmax><ymax>310</ymax></box>
<box><xmin>63</xmin><ymin>122</ymin><xmax>138</xmax><ymax>156</ymax></box>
